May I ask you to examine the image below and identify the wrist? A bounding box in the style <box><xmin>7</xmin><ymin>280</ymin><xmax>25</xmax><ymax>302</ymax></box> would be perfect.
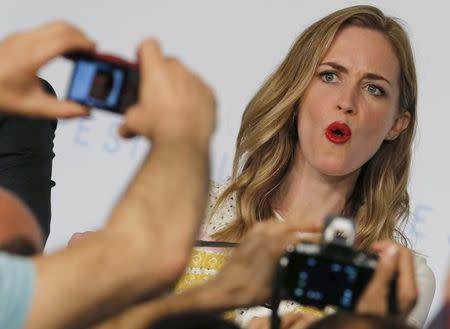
<box><xmin>153</xmin><ymin>284</ymin><xmax>223</xmax><ymax>317</ymax></box>
<box><xmin>150</xmin><ymin>138</ymin><xmax>211</xmax><ymax>157</ymax></box>
<box><xmin>194</xmin><ymin>278</ymin><xmax>239</xmax><ymax>312</ymax></box>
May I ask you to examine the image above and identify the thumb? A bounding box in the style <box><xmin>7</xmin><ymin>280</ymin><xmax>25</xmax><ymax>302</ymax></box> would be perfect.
<box><xmin>26</xmin><ymin>95</ymin><xmax>90</xmax><ymax>119</ymax></box>
<box><xmin>119</xmin><ymin>105</ymin><xmax>142</xmax><ymax>138</ymax></box>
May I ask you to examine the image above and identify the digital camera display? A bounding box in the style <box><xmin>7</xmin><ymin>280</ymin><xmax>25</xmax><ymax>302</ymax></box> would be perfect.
<box><xmin>67</xmin><ymin>56</ymin><xmax>138</xmax><ymax>114</ymax></box>
<box><xmin>283</xmin><ymin>253</ymin><xmax>374</xmax><ymax>310</ymax></box>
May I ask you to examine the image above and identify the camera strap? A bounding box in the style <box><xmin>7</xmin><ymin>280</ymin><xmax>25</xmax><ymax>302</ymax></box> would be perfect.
<box><xmin>194</xmin><ymin>240</ymin><xmax>239</xmax><ymax>248</ymax></box>
<box><xmin>270</xmin><ymin>265</ymin><xmax>283</xmax><ymax>329</ymax></box>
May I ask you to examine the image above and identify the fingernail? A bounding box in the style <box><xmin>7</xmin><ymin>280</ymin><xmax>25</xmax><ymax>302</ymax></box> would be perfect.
<box><xmin>296</xmin><ymin>232</ymin><xmax>321</xmax><ymax>240</ymax></box>
<box><xmin>385</xmin><ymin>245</ymin><xmax>398</xmax><ymax>257</ymax></box>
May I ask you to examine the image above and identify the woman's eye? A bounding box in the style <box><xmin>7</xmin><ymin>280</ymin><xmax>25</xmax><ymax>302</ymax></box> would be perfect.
<box><xmin>320</xmin><ymin>72</ymin><xmax>338</xmax><ymax>83</ymax></box>
<box><xmin>366</xmin><ymin>84</ymin><xmax>385</xmax><ymax>96</ymax></box>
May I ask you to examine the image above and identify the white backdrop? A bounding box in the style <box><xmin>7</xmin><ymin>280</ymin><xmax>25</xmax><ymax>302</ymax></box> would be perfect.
<box><xmin>1</xmin><ymin>0</ymin><xmax>449</xmax><ymax>324</ymax></box>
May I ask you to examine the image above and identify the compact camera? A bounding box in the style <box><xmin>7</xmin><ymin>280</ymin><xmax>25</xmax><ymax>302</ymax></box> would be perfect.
<box><xmin>274</xmin><ymin>215</ymin><xmax>397</xmax><ymax>313</ymax></box>
<box><xmin>65</xmin><ymin>51</ymin><xmax>139</xmax><ymax>114</ymax></box>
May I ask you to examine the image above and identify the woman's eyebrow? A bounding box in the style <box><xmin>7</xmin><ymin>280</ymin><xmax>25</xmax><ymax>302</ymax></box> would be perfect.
<box><xmin>320</xmin><ymin>61</ymin><xmax>392</xmax><ymax>86</ymax></box>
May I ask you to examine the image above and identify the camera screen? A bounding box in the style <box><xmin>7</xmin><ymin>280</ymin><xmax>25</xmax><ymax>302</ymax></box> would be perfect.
<box><xmin>283</xmin><ymin>254</ymin><xmax>374</xmax><ymax>310</ymax></box>
<box><xmin>67</xmin><ymin>59</ymin><xmax>127</xmax><ymax>112</ymax></box>
<box><xmin>89</xmin><ymin>69</ymin><xmax>115</xmax><ymax>101</ymax></box>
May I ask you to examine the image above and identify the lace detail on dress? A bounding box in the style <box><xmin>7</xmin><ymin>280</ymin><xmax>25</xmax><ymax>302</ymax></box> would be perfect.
<box><xmin>201</xmin><ymin>181</ymin><xmax>237</xmax><ymax>238</ymax></box>
<box><xmin>177</xmin><ymin>182</ymin><xmax>236</xmax><ymax>292</ymax></box>
<box><xmin>175</xmin><ymin>249</ymin><xmax>230</xmax><ymax>292</ymax></box>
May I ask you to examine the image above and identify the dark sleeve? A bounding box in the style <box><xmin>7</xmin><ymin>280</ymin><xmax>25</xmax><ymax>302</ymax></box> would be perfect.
<box><xmin>0</xmin><ymin>78</ymin><xmax>57</xmax><ymax>242</ymax></box>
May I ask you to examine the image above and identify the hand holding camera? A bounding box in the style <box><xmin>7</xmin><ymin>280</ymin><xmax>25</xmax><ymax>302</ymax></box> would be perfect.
<box><xmin>66</xmin><ymin>41</ymin><xmax>216</xmax><ymax>145</ymax></box>
<box><xmin>0</xmin><ymin>20</ymin><xmax>216</xmax><ymax>148</ymax></box>
<box><xmin>117</xmin><ymin>40</ymin><xmax>216</xmax><ymax>144</ymax></box>
<box><xmin>204</xmin><ymin>221</ymin><xmax>321</xmax><ymax>309</ymax></box>
<box><xmin>274</xmin><ymin>215</ymin><xmax>417</xmax><ymax>321</ymax></box>
<box><xmin>244</xmin><ymin>216</ymin><xmax>417</xmax><ymax>329</ymax></box>
<box><xmin>357</xmin><ymin>240</ymin><xmax>417</xmax><ymax>316</ymax></box>
<box><xmin>65</xmin><ymin>51</ymin><xmax>139</xmax><ymax>114</ymax></box>
<box><xmin>276</xmin><ymin>216</ymin><xmax>400</xmax><ymax>314</ymax></box>
<box><xmin>0</xmin><ymin>21</ymin><xmax>94</xmax><ymax>118</ymax></box>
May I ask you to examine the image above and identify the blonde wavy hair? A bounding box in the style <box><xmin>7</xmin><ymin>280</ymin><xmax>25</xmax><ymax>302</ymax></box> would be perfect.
<box><xmin>213</xmin><ymin>5</ymin><xmax>417</xmax><ymax>249</ymax></box>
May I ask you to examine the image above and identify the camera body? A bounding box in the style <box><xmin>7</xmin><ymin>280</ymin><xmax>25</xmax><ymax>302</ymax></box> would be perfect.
<box><xmin>65</xmin><ymin>51</ymin><xmax>139</xmax><ymax>114</ymax></box>
<box><xmin>277</xmin><ymin>215</ymin><xmax>397</xmax><ymax>313</ymax></box>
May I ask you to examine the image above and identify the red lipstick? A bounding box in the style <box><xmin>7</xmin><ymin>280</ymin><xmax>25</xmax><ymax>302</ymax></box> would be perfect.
<box><xmin>325</xmin><ymin>122</ymin><xmax>352</xmax><ymax>144</ymax></box>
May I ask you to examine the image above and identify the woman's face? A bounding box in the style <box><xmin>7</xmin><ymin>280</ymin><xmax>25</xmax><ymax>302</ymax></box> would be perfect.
<box><xmin>296</xmin><ymin>26</ymin><xmax>410</xmax><ymax>177</ymax></box>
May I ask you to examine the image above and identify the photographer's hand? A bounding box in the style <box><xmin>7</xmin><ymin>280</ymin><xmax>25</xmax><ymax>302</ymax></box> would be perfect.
<box><xmin>118</xmin><ymin>40</ymin><xmax>216</xmax><ymax>145</ymax></box>
<box><xmin>204</xmin><ymin>220</ymin><xmax>322</xmax><ymax>309</ymax></box>
<box><xmin>356</xmin><ymin>240</ymin><xmax>417</xmax><ymax>317</ymax></box>
<box><xmin>0</xmin><ymin>21</ymin><xmax>95</xmax><ymax>118</ymax></box>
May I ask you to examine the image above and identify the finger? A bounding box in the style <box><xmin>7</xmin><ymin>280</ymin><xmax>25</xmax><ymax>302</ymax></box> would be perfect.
<box><xmin>371</xmin><ymin>241</ymin><xmax>417</xmax><ymax>314</ymax></box>
<box><xmin>288</xmin><ymin>314</ymin><xmax>317</xmax><ymax>329</ymax></box>
<box><xmin>395</xmin><ymin>247</ymin><xmax>417</xmax><ymax>314</ymax></box>
<box><xmin>136</xmin><ymin>38</ymin><xmax>164</xmax><ymax>84</ymax></box>
<box><xmin>295</xmin><ymin>232</ymin><xmax>322</xmax><ymax>244</ymax></box>
<box><xmin>68</xmin><ymin>231</ymin><xmax>96</xmax><ymax>247</ymax></box>
<box><xmin>247</xmin><ymin>317</ymin><xmax>267</xmax><ymax>329</ymax></box>
<box><xmin>21</xmin><ymin>95</ymin><xmax>90</xmax><ymax>119</ymax></box>
<box><xmin>357</xmin><ymin>244</ymin><xmax>399</xmax><ymax>315</ymax></box>
<box><xmin>260</xmin><ymin>223</ymin><xmax>297</xmax><ymax>247</ymax></box>
<box><xmin>247</xmin><ymin>220</ymin><xmax>291</xmax><ymax>240</ymax></box>
<box><xmin>121</xmin><ymin>105</ymin><xmax>147</xmax><ymax>138</ymax></box>
<box><xmin>262</xmin><ymin>231</ymin><xmax>306</xmax><ymax>268</ymax></box>
<box><xmin>244</xmin><ymin>222</ymin><xmax>303</xmax><ymax>256</ymax></box>
<box><xmin>271</xmin><ymin>222</ymin><xmax>322</xmax><ymax>248</ymax></box>
<box><xmin>372</xmin><ymin>244</ymin><xmax>399</xmax><ymax>289</ymax></box>
<box><xmin>282</xmin><ymin>313</ymin><xmax>306</xmax><ymax>328</ymax></box>
<box><xmin>118</xmin><ymin>122</ymin><xmax>137</xmax><ymax>139</ymax></box>
<box><xmin>30</xmin><ymin>21</ymin><xmax>95</xmax><ymax>67</ymax></box>
<box><xmin>278</xmin><ymin>231</ymin><xmax>308</xmax><ymax>254</ymax></box>
<box><xmin>69</xmin><ymin>233</ymin><xmax>84</xmax><ymax>244</ymax></box>
<box><xmin>282</xmin><ymin>214</ymin><xmax>324</xmax><ymax>233</ymax></box>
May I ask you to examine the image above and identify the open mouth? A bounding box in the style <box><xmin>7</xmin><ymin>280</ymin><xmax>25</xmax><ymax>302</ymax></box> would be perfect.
<box><xmin>325</xmin><ymin>122</ymin><xmax>352</xmax><ymax>144</ymax></box>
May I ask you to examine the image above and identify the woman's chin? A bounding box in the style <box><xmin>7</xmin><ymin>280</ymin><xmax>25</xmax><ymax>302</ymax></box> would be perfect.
<box><xmin>314</xmin><ymin>159</ymin><xmax>359</xmax><ymax>178</ymax></box>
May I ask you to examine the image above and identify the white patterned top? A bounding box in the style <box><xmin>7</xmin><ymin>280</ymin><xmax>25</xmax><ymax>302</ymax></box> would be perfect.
<box><xmin>189</xmin><ymin>182</ymin><xmax>435</xmax><ymax>328</ymax></box>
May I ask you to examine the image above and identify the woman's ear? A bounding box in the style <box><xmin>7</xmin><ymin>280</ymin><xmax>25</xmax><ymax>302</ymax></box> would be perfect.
<box><xmin>385</xmin><ymin>110</ymin><xmax>411</xmax><ymax>141</ymax></box>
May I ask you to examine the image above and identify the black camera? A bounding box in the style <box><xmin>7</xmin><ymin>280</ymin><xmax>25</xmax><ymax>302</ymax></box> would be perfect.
<box><xmin>65</xmin><ymin>51</ymin><xmax>139</xmax><ymax>114</ymax></box>
<box><xmin>273</xmin><ymin>215</ymin><xmax>397</xmax><ymax>313</ymax></box>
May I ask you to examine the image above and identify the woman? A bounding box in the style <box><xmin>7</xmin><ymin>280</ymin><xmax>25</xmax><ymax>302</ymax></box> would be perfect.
<box><xmin>176</xmin><ymin>4</ymin><xmax>435</xmax><ymax>328</ymax></box>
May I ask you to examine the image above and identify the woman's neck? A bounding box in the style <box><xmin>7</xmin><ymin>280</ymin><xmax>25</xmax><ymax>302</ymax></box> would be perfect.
<box><xmin>272</xmin><ymin>151</ymin><xmax>360</xmax><ymax>228</ymax></box>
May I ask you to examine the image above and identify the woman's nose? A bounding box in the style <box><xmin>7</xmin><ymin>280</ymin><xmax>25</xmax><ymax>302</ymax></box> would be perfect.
<box><xmin>336</xmin><ymin>85</ymin><xmax>358</xmax><ymax>114</ymax></box>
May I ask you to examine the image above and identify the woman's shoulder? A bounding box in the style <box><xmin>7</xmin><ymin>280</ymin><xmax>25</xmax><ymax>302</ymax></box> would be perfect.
<box><xmin>407</xmin><ymin>253</ymin><xmax>436</xmax><ymax>327</ymax></box>
<box><xmin>413</xmin><ymin>253</ymin><xmax>435</xmax><ymax>287</ymax></box>
<box><xmin>200</xmin><ymin>180</ymin><xmax>238</xmax><ymax>238</ymax></box>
